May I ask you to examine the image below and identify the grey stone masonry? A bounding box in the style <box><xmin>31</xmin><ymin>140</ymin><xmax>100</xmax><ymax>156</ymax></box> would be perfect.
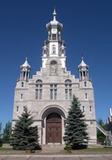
<box><xmin>12</xmin><ymin>10</ymin><xmax>97</xmax><ymax>145</ymax></box>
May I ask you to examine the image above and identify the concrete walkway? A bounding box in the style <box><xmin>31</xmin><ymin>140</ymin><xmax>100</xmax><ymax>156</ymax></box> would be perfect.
<box><xmin>0</xmin><ymin>154</ymin><xmax>112</xmax><ymax>160</ymax></box>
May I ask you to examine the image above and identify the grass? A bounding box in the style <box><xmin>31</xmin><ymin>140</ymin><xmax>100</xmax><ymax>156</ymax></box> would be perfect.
<box><xmin>70</xmin><ymin>147</ymin><xmax>112</xmax><ymax>154</ymax></box>
<box><xmin>0</xmin><ymin>147</ymin><xmax>112</xmax><ymax>155</ymax></box>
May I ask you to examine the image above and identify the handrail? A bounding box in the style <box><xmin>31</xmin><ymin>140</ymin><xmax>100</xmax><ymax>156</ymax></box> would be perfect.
<box><xmin>96</xmin><ymin>122</ymin><xmax>112</xmax><ymax>139</ymax></box>
<box><xmin>96</xmin><ymin>122</ymin><xmax>108</xmax><ymax>136</ymax></box>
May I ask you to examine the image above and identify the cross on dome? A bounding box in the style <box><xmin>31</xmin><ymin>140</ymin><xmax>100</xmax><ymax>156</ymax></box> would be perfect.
<box><xmin>46</xmin><ymin>9</ymin><xmax>63</xmax><ymax>29</ymax></box>
<box><xmin>53</xmin><ymin>9</ymin><xmax>57</xmax><ymax>21</ymax></box>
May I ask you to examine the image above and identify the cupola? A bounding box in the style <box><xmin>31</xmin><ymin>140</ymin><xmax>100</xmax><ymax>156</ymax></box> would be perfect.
<box><xmin>78</xmin><ymin>57</ymin><xmax>89</xmax><ymax>81</ymax></box>
<box><xmin>20</xmin><ymin>57</ymin><xmax>31</xmax><ymax>81</ymax></box>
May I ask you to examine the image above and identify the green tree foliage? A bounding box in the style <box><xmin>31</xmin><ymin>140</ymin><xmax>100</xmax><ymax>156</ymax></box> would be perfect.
<box><xmin>64</xmin><ymin>95</ymin><xmax>88</xmax><ymax>149</ymax></box>
<box><xmin>0</xmin><ymin>123</ymin><xmax>2</xmax><ymax>134</ymax></box>
<box><xmin>11</xmin><ymin>107</ymin><xmax>41</xmax><ymax>150</ymax></box>
<box><xmin>105</xmin><ymin>119</ymin><xmax>112</xmax><ymax>134</ymax></box>
<box><xmin>97</xmin><ymin>119</ymin><xmax>106</xmax><ymax>145</ymax></box>
<box><xmin>0</xmin><ymin>123</ymin><xmax>3</xmax><ymax>147</ymax></box>
<box><xmin>2</xmin><ymin>121</ymin><xmax>11</xmax><ymax>143</ymax></box>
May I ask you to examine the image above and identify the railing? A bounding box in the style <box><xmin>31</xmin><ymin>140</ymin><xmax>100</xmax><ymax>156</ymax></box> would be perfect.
<box><xmin>96</xmin><ymin>121</ymin><xmax>112</xmax><ymax>145</ymax></box>
<box><xmin>96</xmin><ymin>122</ymin><xmax>108</xmax><ymax>136</ymax></box>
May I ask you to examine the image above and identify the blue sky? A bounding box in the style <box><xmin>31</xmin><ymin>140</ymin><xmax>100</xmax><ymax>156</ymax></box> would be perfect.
<box><xmin>0</xmin><ymin>0</ymin><xmax>112</xmax><ymax>128</ymax></box>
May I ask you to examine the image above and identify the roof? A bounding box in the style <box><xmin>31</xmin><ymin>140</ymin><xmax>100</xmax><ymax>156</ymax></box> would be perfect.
<box><xmin>78</xmin><ymin>57</ymin><xmax>88</xmax><ymax>68</ymax></box>
<box><xmin>21</xmin><ymin>57</ymin><xmax>31</xmax><ymax>68</ymax></box>
<box><xmin>46</xmin><ymin>9</ymin><xmax>63</xmax><ymax>29</ymax></box>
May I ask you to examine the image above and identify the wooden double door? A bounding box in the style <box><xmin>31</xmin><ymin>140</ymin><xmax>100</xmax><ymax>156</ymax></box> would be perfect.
<box><xmin>46</xmin><ymin>113</ymin><xmax>62</xmax><ymax>143</ymax></box>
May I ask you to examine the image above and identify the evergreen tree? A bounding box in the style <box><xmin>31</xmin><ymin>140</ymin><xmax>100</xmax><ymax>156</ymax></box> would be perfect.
<box><xmin>11</xmin><ymin>107</ymin><xmax>41</xmax><ymax>150</ymax></box>
<box><xmin>97</xmin><ymin>119</ymin><xmax>106</xmax><ymax>145</ymax></box>
<box><xmin>64</xmin><ymin>95</ymin><xmax>88</xmax><ymax>149</ymax></box>
<box><xmin>0</xmin><ymin>123</ymin><xmax>3</xmax><ymax>147</ymax></box>
<box><xmin>106</xmin><ymin>119</ymin><xmax>112</xmax><ymax>134</ymax></box>
<box><xmin>3</xmin><ymin>121</ymin><xmax>11</xmax><ymax>143</ymax></box>
<box><xmin>0</xmin><ymin>123</ymin><xmax>1</xmax><ymax>134</ymax></box>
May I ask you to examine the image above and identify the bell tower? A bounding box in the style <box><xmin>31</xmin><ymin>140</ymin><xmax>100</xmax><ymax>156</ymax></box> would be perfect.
<box><xmin>42</xmin><ymin>9</ymin><xmax>66</xmax><ymax>70</ymax></box>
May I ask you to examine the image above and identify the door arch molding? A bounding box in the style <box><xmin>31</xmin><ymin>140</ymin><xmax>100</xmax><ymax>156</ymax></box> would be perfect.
<box><xmin>41</xmin><ymin>105</ymin><xmax>66</xmax><ymax>120</ymax></box>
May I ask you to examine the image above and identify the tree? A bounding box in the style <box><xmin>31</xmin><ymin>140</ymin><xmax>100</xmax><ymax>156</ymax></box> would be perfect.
<box><xmin>64</xmin><ymin>95</ymin><xmax>88</xmax><ymax>149</ymax></box>
<box><xmin>11</xmin><ymin>107</ymin><xmax>41</xmax><ymax>150</ymax></box>
<box><xmin>97</xmin><ymin>119</ymin><xmax>106</xmax><ymax>145</ymax></box>
<box><xmin>2</xmin><ymin>121</ymin><xmax>11</xmax><ymax>143</ymax></box>
<box><xmin>0</xmin><ymin>123</ymin><xmax>1</xmax><ymax>134</ymax></box>
<box><xmin>106</xmin><ymin>118</ymin><xmax>112</xmax><ymax>134</ymax></box>
<box><xmin>0</xmin><ymin>123</ymin><xmax>3</xmax><ymax>147</ymax></box>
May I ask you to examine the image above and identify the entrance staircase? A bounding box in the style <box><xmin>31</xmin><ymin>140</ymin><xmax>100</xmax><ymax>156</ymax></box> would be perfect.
<box><xmin>41</xmin><ymin>122</ymin><xmax>112</xmax><ymax>153</ymax></box>
<box><xmin>42</xmin><ymin>144</ymin><xmax>64</xmax><ymax>153</ymax></box>
<box><xmin>96</xmin><ymin>122</ymin><xmax>112</xmax><ymax>145</ymax></box>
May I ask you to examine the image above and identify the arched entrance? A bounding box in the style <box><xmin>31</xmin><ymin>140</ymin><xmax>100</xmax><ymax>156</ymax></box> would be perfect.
<box><xmin>41</xmin><ymin>106</ymin><xmax>66</xmax><ymax>144</ymax></box>
<box><xmin>46</xmin><ymin>113</ymin><xmax>62</xmax><ymax>143</ymax></box>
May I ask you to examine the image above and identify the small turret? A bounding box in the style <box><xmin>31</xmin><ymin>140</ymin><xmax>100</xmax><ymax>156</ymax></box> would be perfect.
<box><xmin>20</xmin><ymin>57</ymin><xmax>31</xmax><ymax>81</ymax></box>
<box><xmin>78</xmin><ymin>57</ymin><xmax>89</xmax><ymax>81</ymax></box>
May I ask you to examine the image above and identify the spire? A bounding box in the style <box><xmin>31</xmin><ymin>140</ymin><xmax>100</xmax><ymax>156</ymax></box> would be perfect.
<box><xmin>53</xmin><ymin>9</ymin><xmax>56</xmax><ymax>21</ymax></box>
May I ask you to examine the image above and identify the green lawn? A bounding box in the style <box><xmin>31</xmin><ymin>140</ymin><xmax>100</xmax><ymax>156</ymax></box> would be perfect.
<box><xmin>0</xmin><ymin>147</ymin><xmax>112</xmax><ymax>155</ymax></box>
<box><xmin>71</xmin><ymin>147</ymin><xmax>112</xmax><ymax>154</ymax></box>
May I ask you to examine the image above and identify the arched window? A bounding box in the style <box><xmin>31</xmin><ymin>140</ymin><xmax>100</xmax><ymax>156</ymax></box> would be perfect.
<box><xmin>23</xmin><ymin>106</ymin><xmax>27</xmax><ymax>111</ymax></box>
<box><xmin>90</xmin><ymin>106</ymin><xmax>92</xmax><ymax>112</ymax></box>
<box><xmin>82</xmin><ymin>106</ymin><xmax>85</xmax><ymax>112</ymax></box>
<box><xmin>50</xmin><ymin>60</ymin><xmax>57</xmax><ymax>65</ymax></box>
<box><xmin>16</xmin><ymin>106</ymin><xmax>19</xmax><ymax>112</ymax></box>
<box><xmin>21</xmin><ymin>94</ymin><xmax>23</xmax><ymax>99</ymax></box>
<box><xmin>65</xmin><ymin>79</ymin><xmax>72</xmax><ymax>99</ymax></box>
<box><xmin>52</xmin><ymin>45</ymin><xmax>56</xmax><ymax>54</ymax></box>
<box><xmin>90</xmin><ymin>121</ymin><xmax>93</xmax><ymax>125</ymax></box>
<box><xmin>84</xmin><ymin>81</ymin><xmax>87</xmax><ymax>87</ymax></box>
<box><xmin>52</xmin><ymin>34</ymin><xmax>56</xmax><ymax>40</ymax></box>
<box><xmin>85</xmin><ymin>93</ymin><xmax>88</xmax><ymax>99</ymax></box>
<box><xmin>21</xmin><ymin>82</ymin><xmax>24</xmax><ymax>87</ymax></box>
<box><xmin>35</xmin><ymin>80</ymin><xmax>42</xmax><ymax>99</ymax></box>
<box><xmin>23</xmin><ymin>106</ymin><xmax>25</xmax><ymax>111</ymax></box>
<box><xmin>50</xmin><ymin>84</ymin><xmax>57</xmax><ymax>100</ymax></box>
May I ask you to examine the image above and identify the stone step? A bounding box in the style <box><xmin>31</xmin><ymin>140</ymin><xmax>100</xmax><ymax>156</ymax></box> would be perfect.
<box><xmin>42</xmin><ymin>144</ymin><xmax>64</xmax><ymax>153</ymax></box>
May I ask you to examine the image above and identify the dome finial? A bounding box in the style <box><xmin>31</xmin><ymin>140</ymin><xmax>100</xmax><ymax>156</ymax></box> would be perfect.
<box><xmin>78</xmin><ymin>57</ymin><xmax>88</xmax><ymax>68</ymax></box>
<box><xmin>21</xmin><ymin>57</ymin><xmax>31</xmax><ymax>69</ymax></box>
<box><xmin>53</xmin><ymin>8</ymin><xmax>56</xmax><ymax>21</ymax></box>
<box><xmin>25</xmin><ymin>57</ymin><xmax>28</xmax><ymax>61</ymax></box>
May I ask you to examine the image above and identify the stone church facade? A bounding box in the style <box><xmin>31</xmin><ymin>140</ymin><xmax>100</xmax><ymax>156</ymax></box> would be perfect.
<box><xmin>12</xmin><ymin>10</ymin><xmax>97</xmax><ymax>145</ymax></box>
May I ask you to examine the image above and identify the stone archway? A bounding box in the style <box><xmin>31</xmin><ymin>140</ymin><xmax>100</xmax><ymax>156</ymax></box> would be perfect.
<box><xmin>46</xmin><ymin>113</ymin><xmax>62</xmax><ymax>143</ymax></box>
<box><xmin>41</xmin><ymin>106</ymin><xmax>66</xmax><ymax>144</ymax></box>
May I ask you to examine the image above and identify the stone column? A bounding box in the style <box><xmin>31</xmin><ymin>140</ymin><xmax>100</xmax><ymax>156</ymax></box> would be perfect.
<box><xmin>43</xmin><ymin>117</ymin><xmax>46</xmax><ymax>144</ymax></box>
<box><xmin>62</xmin><ymin>116</ymin><xmax>65</xmax><ymax>144</ymax></box>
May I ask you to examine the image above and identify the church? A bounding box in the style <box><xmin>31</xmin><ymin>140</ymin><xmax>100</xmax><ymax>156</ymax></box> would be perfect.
<box><xmin>12</xmin><ymin>10</ymin><xmax>97</xmax><ymax>145</ymax></box>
